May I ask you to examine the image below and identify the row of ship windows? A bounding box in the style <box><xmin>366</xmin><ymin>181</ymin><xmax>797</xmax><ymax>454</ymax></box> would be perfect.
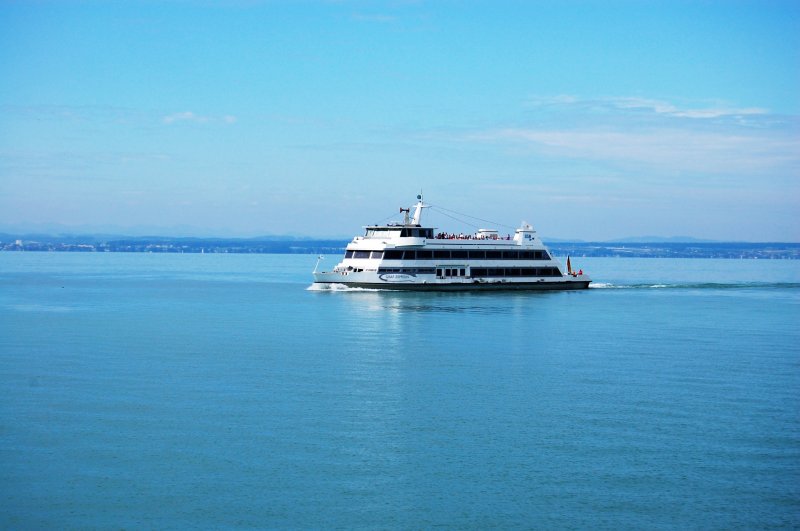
<box><xmin>378</xmin><ymin>267</ymin><xmax>562</xmax><ymax>277</ymax></box>
<box><xmin>346</xmin><ymin>249</ymin><xmax>551</xmax><ymax>260</ymax></box>
<box><xmin>471</xmin><ymin>267</ymin><xmax>562</xmax><ymax>277</ymax></box>
<box><xmin>380</xmin><ymin>267</ymin><xmax>437</xmax><ymax>274</ymax></box>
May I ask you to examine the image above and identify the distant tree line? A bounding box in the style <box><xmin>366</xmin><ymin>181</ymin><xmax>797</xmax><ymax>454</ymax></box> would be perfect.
<box><xmin>1</xmin><ymin>235</ymin><xmax>798</xmax><ymax>259</ymax></box>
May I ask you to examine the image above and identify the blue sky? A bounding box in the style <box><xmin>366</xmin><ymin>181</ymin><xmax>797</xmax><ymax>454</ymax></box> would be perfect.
<box><xmin>1</xmin><ymin>0</ymin><xmax>798</xmax><ymax>240</ymax></box>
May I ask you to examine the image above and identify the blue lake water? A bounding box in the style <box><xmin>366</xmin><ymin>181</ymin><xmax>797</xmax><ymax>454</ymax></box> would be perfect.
<box><xmin>1</xmin><ymin>253</ymin><xmax>799</xmax><ymax>528</ymax></box>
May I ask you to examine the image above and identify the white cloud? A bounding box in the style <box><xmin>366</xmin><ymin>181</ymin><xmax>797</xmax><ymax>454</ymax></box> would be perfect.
<box><xmin>162</xmin><ymin>111</ymin><xmax>238</xmax><ymax>125</ymax></box>
<box><xmin>463</xmin><ymin>95</ymin><xmax>798</xmax><ymax>175</ymax></box>
<box><xmin>607</xmin><ymin>97</ymin><xmax>768</xmax><ymax>119</ymax></box>
<box><xmin>162</xmin><ymin>111</ymin><xmax>209</xmax><ymax>124</ymax></box>
<box><xmin>468</xmin><ymin>126</ymin><xmax>798</xmax><ymax>174</ymax></box>
<box><xmin>526</xmin><ymin>95</ymin><xmax>769</xmax><ymax>120</ymax></box>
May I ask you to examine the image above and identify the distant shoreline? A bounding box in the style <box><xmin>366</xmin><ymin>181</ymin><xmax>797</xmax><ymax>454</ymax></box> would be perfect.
<box><xmin>1</xmin><ymin>236</ymin><xmax>798</xmax><ymax>259</ymax></box>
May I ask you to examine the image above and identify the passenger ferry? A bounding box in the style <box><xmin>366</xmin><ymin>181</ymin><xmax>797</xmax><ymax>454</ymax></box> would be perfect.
<box><xmin>312</xmin><ymin>195</ymin><xmax>590</xmax><ymax>290</ymax></box>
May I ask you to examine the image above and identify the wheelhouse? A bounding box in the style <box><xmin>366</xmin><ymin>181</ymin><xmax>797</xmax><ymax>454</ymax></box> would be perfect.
<box><xmin>364</xmin><ymin>226</ymin><xmax>434</xmax><ymax>239</ymax></box>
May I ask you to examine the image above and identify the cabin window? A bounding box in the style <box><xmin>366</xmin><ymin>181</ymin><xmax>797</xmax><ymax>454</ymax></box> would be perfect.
<box><xmin>371</xmin><ymin>251</ymin><xmax>383</xmax><ymax>259</ymax></box>
<box><xmin>471</xmin><ymin>268</ymin><xmax>487</xmax><ymax>276</ymax></box>
<box><xmin>345</xmin><ymin>250</ymin><xmax>354</xmax><ymax>258</ymax></box>
<box><xmin>486</xmin><ymin>251</ymin><xmax>502</xmax><ymax>259</ymax></box>
<box><xmin>416</xmin><ymin>250</ymin><xmax>433</xmax><ymax>259</ymax></box>
<box><xmin>403</xmin><ymin>250</ymin><xmax>416</xmax><ymax>260</ymax></box>
<box><xmin>433</xmin><ymin>250</ymin><xmax>450</xmax><ymax>259</ymax></box>
<box><xmin>503</xmin><ymin>251</ymin><xmax>519</xmax><ymax>260</ymax></box>
<box><xmin>354</xmin><ymin>251</ymin><xmax>371</xmax><ymax>259</ymax></box>
<box><xmin>384</xmin><ymin>250</ymin><xmax>403</xmax><ymax>259</ymax></box>
<box><xmin>468</xmin><ymin>250</ymin><xmax>485</xmax><ymax>259</ymax></box>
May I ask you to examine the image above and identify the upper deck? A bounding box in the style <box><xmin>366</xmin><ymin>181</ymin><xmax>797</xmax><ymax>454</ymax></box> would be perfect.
<box><xmin>352</xmin><ymin>226</ymin><xmax>542</xmax><ymax>250</ymax></box>
<box><xmin>349</xmin><ymin>195</ymin><xmax>545</xmax><ymax>250</ymax></box>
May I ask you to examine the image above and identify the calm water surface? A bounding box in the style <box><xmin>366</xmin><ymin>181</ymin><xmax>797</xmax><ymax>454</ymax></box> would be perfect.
<box><xmin>1</xmin><ymin>253</ymin><xmax>799</xmax><ymax>529</ymax></box>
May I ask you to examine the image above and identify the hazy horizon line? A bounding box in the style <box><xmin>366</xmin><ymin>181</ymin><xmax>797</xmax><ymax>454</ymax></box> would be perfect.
<box><xmin>1</xmin><ymin>231</ymin><xmax>798</xmax><ymax>245</ymax></box>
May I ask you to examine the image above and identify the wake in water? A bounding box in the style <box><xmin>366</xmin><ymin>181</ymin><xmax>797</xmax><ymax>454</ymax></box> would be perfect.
<box><xmin>590</xmin><ymin>282</ymin><xmax>800</xmax><ymax>290</ymax></box>
<box><xmin>306</xmin><ymin>283</ymin><xmax>384</xmax><ymax>292</ymax></box>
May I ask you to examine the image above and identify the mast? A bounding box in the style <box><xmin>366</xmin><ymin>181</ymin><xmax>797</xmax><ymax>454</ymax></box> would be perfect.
<box><xmin>411</xmin><ymin>194</ymin><xmax>425</xmax><ymax>225</ymax></box>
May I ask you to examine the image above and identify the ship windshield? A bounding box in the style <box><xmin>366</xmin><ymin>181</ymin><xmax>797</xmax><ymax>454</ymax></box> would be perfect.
<box><xmin>365</xmin><ymin>228</ymin><xmax>401</xmax><ymax>238</ymax></box>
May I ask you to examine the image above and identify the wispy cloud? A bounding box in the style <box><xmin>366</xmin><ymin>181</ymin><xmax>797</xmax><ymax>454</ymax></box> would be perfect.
<box><xmin>463</xmin><ymin>95</ymin><xmax>798</xmax><ymax>175</ymax></box>
<box><xmin>162</xmin><ymin>111</ymin><xmax>209</xmax><ymax>124</ymax></box>
<box><xmin>1</xmin><ymin>105</ymin><xmax>238</xmax><ymax>128</ymax></box>
<box><xmin>525</xmin><ymin>95</ymin><xmax>769</xmax><ymax>120</ymax></box>
<box><xmin>470</xmin><ymin>126</ymin><xmax>798</xmax><ymax>174</ymax></box>
<box><xmin>0</xmin><ymin>149</ymin><xmax>172</xmax><ymax>182</ymax></box>
<box><xmin>606</xmin><ymin>97</ymin><xmax>767</xmax><ymax>119</ymax></box>
<box><xmin>161</xmin><ymin>111</ymin><xmax>239</xmax><ymax>125</ymax></box>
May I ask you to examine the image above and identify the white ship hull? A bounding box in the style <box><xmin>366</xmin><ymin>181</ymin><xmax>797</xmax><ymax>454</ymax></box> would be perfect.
<box><xmin>313</xmin><ymin>271</ymin><xmax>590</xmax><ymax>291</ymax></box>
